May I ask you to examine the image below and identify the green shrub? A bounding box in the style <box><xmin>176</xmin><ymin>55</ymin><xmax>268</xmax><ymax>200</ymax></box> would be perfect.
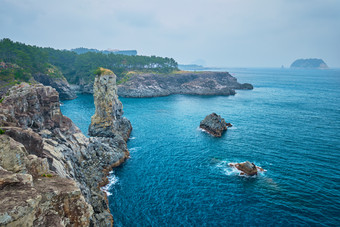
<box><xmin>0</xmin><ymin>128</ymin><xmax>5</xmax><ymax>134</ymax></box>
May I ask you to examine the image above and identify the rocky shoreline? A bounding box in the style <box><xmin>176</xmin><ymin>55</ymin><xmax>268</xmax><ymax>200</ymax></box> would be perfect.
<box><xmin>0</xmin><ymin>69</ymin><xmax>131</xmax><ymax>226</ymax></box>
<box><xmin>69</xmin><ymin>71</ymin><xmax>253</xmax><ymax>97</ymax></box>
<box><xmin>1</xmin><ymin>70</ymin><xmax>253</xmax><ymax>100</ymax></box>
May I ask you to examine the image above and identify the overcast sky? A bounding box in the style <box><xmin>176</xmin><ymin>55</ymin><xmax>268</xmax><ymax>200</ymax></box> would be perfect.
<box><xmin>1</xmin><ymin>0</ymin><xmax>339</xmax><ymax>67</ymax></box>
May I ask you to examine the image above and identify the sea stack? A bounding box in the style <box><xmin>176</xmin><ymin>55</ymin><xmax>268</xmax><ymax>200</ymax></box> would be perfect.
<box><xmin>200</xmin><ymin>113</ymin><xmax>231</xmax><ymax>137</ymax></box>
<box><xmin>89</xmin><ymin>68</ymin><xmax>132</xmax><ymax>141</ymax></box>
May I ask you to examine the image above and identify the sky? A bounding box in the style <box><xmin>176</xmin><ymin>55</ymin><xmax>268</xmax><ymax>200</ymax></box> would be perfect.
<box><xmin>0</xmin><ymin>0</ymin><xmax>339</xmax><ymax>67</ymax></box>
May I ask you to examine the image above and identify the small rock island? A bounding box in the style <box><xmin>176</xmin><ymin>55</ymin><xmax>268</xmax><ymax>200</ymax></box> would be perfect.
<box><xmin>290</xmin><ymin>58</ymin><xmax>329</xmax><ymax>69</ymax></box>
<box><xmin>200</xmin><ymin>113</ymin><xmax>232</xmax><ymax>137</ymax></box>
<box><xmin>229</xmin><ymin>161</ymin><xmax>265</xmax><ymax>176</ymax></box>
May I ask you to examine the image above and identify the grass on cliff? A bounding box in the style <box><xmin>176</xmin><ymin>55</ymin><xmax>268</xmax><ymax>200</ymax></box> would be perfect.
<box><xmin>93</xmin><ymin>67</ymin><xmax>114</xmax><ymax>76</ymax></box>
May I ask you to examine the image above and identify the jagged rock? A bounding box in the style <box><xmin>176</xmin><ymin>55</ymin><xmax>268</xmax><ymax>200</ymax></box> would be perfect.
<box><xmin>33</xmin><ymin>73</ymin><xmax>77</xmax><ymax>100</ymax></box>
<box><xmin>89</xmin><ymin>68</ymin><xmax>132</xmax><ymax>141</ymax></box>
<box><xmin>0</xmin><ymin>83</ymin><xmax>63</xmax><ymax>130</ymax></box>
<box><xmin>200</xmin><ymin>113</ymin><xmax>231</xmax><ymax>137</ymax></box>
<box><xmin>0</xmin><ymin>82</ymin><xmax>132</xmax><ymax>226</ymax></box>
<box><xmin>117</xmin><ymin>71</ymin><xmax>253</xmax><ymax>97</ymax></box>
<box><xmin>0</xmin><ymin>139</ymin><xmax>93</xmax><ymax>226</ymax></box>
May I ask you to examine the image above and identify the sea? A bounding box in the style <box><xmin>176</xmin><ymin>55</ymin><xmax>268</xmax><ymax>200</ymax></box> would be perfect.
<box><xmin>61</xmin><ymin>68</ymin><xmax>340</xmax><ymax>226</ymax></box>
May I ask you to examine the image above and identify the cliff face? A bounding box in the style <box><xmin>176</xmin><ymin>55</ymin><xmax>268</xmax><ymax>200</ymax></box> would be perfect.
<box><xmin>0</xmin><ymin>82</ymin><xmax>130</xmax><ymax>226</ymax></box>
<box><xmin>117</xmin><ymin>71</ymin><xmax>253</xmax><ymax>98</ymax></box>
<box><xmin>74</xmin><ymin>71</ymin><xmax>253</xmax><ymax>97</ymax></box>
<box><xmin>89</xmin><ymin>72</ymin><xmax>132</xmax><ymax>141</ymax></box>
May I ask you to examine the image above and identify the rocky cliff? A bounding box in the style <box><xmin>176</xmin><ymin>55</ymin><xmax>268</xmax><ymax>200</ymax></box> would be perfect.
<box><xmin>74</xmin><ymin>71</ymin><xmax>253</xmax><ymax>97</ymax></box>
<box><xmin>0</xmin><ymin>81</ymin><xmax>131</xmax><ymax>226</ymax></box>
<box><xmin>33</xmin><ymin>73</ymin><xmax>77</xmax><ymax>100</ymax></box>
<box><xmin>117</xmin><ymin>71</ymin><xmax>253</xmax><ymax>97</ymax></box>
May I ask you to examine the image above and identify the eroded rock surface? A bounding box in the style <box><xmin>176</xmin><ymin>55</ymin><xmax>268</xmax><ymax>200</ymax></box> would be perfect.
<box><xmin>0</xmin><ymin>82</ymin><xmax>131</xmax><ymax>226</ymax></box>
<box><xmin>89</xmin><ymin>71</ymin><xmax>132</xmax><ymax>141</ymax></box>
<box><xmin>200</xmin><ymin>113</ymin><xmax>231</xmax><ymax>137</ymax></box>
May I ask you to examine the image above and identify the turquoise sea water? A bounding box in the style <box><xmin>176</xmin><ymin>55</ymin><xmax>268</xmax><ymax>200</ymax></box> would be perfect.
<box><xmin>61</xmin><ymin>68</ymin><xmax>340</xmax><ymax>226</ymax></box>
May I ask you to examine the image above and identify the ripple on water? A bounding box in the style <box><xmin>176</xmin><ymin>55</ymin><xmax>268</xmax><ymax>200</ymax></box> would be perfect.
<box><xmin>61</xmin><ymin>68</ymin><xmax>340</xmax><ymax>226</ymax></box>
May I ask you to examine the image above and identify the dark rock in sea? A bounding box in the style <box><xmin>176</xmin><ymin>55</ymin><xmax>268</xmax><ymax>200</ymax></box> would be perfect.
<box><xmin>200</xmin><ymin>113</ymin><xmax>231</xmax><ymax>137</ymax></box>
<box><xmin>89</xmin><ymin>68</ymin><xmax>132</xmax><ymax>141</ymax></box>
<box><xmin>290</xmin><ymin>58</ymin><xmax>329</xmax><ymax>69</ymax></box>
<box><xmin>33</xmin><ymin>73</ymin><xmax>77</xmax><ymax>100</ymax></box>
<box><xmin>116</xmin><ymin>71</ymin><xmax>253</xmax><ymax>97</ymax></box>
<box><xmin>0</xmin><ymin>81</ymin><xmax>131</xmax><ymax>226</ymax></box>
<box><xmin>229</xmin><ymin>161</ymin><xmax>265</xmax><ymax>176</ymax></box>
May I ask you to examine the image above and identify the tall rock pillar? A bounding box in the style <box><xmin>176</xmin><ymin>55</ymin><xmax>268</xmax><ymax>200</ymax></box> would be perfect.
<box><xmin>89</xmin><ymin>68</ymin><xmax>132</xmax><ymax>141</ymax></box>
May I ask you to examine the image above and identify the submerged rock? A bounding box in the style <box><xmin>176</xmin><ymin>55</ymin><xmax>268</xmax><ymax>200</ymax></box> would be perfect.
<box><xmin>229</xmin><ymin>161</ymin><xmax>265</xmax><ymax>176</ymax></box>
<box><xmin>200</xmin><ymin>113</ymin><xmax>231</xmax><ymax>137</ymax></box>
<box><xmin>89</xmin><ymin>68</ymin><xmax>132</xmax><ymax>141</ymax></box>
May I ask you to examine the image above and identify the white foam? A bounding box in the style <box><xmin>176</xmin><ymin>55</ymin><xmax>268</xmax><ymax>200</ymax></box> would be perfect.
<box><xmin>129</xmin><ymin>137</ymin><xmax>136</xmax><ymax>140</ymax></box>
<box><xmin>129</xmin><ymin>147</ymin><xmax>141</xmax><ymax>153</ymax></box>
<box><xmin>216</xmin><ymin>161</ymin><xmax>266</xmax><ymax>178</ymax></box>
<box><xmin>197</xmin><ymin>127</ymin><xmax>206</xmax><ymax>132</ymax></box>
<box><xmin>101</xmin><ymin>171</ymin><xmax>119</xmax><ymax>196</ymax></box>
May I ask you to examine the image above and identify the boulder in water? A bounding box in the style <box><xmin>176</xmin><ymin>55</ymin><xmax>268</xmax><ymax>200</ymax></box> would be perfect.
<box><xmin>229</xmin><ymin>161</ymin><xmax>265</xmax><ymax>176</ymax></box>
<box><xmin>200</xmin><ymin>113</ymin><xmax>231</xmax><ymax>137</ymax></box>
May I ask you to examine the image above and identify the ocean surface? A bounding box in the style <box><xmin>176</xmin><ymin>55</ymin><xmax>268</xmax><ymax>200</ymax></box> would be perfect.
<box><xmin>61</xmin><ymin>68</ymin><xmax>340</xmax><ymax>226</ymax></box>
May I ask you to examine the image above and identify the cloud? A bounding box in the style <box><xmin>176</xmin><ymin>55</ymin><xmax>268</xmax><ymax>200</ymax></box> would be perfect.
<box><xmin>0</xmin><ymin>0</ymin><xmax>339</xmax><ymax>67</ymax></box>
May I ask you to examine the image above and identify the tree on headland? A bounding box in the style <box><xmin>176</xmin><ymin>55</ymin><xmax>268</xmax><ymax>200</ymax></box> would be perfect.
<box><xmin>0</xmin><ymin>38</ymin><xmax>179</xmax><ymax>84</ymax></box>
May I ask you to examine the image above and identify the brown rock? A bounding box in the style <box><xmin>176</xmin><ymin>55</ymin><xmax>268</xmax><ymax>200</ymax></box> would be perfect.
<box><xmin>235</xmin><ymin>161</ymin><xmax>258</xmax><ymax>176</ymax></box>
<box><xmin>229</xmin><ymin>161</ymin><xmax>266</xmax><ymax>176</ymax></box>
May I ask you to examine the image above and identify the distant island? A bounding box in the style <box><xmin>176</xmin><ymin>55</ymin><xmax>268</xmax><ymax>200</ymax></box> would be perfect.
<box><xmin>290</xmin><ymin>58</ymin><xmax>328</xmax><ymax>69</ymax></box>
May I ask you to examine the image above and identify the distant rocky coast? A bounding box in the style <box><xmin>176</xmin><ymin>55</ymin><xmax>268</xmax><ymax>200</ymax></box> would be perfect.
<box><xmin>74</xmin><ymin>71</ymin><xmax>253</xmax><ymax>97</ymax></box>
